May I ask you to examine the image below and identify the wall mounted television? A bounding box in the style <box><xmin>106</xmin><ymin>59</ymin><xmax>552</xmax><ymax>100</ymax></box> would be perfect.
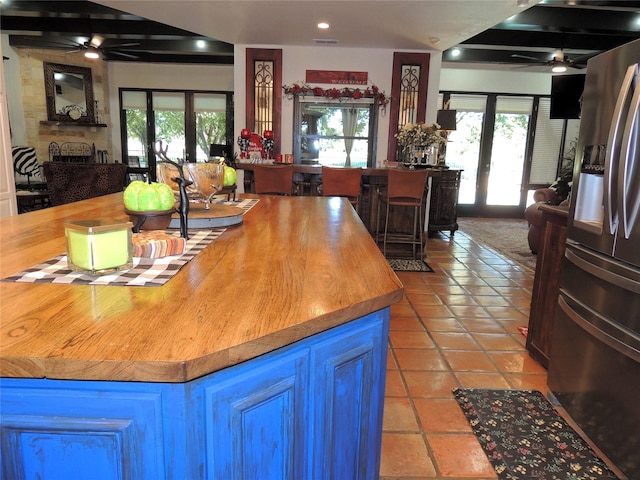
<box><xmin>550</xmin><ymin>74</ymin><xmax>585</xmax><ymax>119</ymax></box>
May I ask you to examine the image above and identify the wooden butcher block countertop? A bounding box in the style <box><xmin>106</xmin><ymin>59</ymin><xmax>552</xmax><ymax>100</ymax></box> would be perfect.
<box><xmin>0</xmin><ymin>193</ymin><xmax>403</xmax><ymax>383</ymax></box>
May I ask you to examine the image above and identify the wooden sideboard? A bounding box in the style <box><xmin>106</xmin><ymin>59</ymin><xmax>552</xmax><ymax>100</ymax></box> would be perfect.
<box><xmin>427</xmin><ymin>169</ymin><xmax>462</xmax><ymax>236</ymax></box>
<box><xmin>526</xmin><ymin>204</ymin><xmax>569</xmax><ymax>368</ymax></box>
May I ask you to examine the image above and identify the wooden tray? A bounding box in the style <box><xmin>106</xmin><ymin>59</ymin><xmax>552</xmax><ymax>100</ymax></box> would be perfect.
<box><xmin>168</xmin><ymin>203</ymin><xmax>244</xmax><ymax>229</ymax></box>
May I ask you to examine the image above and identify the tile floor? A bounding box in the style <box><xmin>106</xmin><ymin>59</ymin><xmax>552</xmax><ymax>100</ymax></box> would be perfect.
<box><xmin>378</xmin><ymin>230</ymin><xmax>624</xmax><ymax>480</ymax></box>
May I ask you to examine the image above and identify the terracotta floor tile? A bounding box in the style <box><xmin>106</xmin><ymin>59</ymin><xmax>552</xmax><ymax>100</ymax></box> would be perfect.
<box><xmin>405</xmin><ymin>292</ymin><xmax>444</xmax><ymax>305</ymax></box>
<box><xmin>430</xmin><ymin>332</ymin><xmax>481</xmax><ymax>351</ymax></box>
<box><xmin>488</xmin><ymin>351</ymin><xmax>547</xmax><ymax>374</ymax></box>
<box><xmin>413</xmin><ymin>304</ymin><xmax>455</xmax><ymax>318</ymax></box>
<box><xmin>390</xmin><ymin>316</ymin><xmax>426</xmax><ymax>331</ymax></box>
<box><xmin>427</xmin><ymin>433</ymin><xmax>497</xmax><ymax>478</ymax></box>
<box><xmin>439</xmin><ymin>294</ymin><xmax>479</xmax><ymax>306</ymax></box>
<box><xmin>473</xmin><ymin>333</ymin><xmax>525</xmax><ymax>351</ymax></box>
<box><xmin>441</xmin><ymin>350</ymin><xmax>497</xmax><ymax>372</ymax></box>
<box><xmin>483</xmin><ymin>306</ymin><xmax>529</xmax><ymax>320</ymax></box>
<box><xmin>414</xmin><ymin>398</ymin><xmax>472</xmax><ymax>433</ymax></box>
<box><xmin>379</xmin><ymin>433</ymin><xmax>437</xmax><ymax>477</ymax></box>
<box><xmin>383</xmin><ymin>397</ymin><xmax>420</xmax><ymax>432</ymax></box>
<box><xmin>458</xmin><ymin>317</ymin><xmax>508</xmax><ymax>334</ymax></box>
<box><xmin>403</xmin><ymin>371</ymin><xmax>459</xmax><ymax>398</ymax></box>
<box><xmin>504</xmin><ymin>373</ymin><xmax>550</xmax><ymax>392</ymax></box>
<box><xmin>420</xmin><ymin>317</ymin><xmax>466</xmax><ymax>333</ymax></box>
<box><xmin>394</xmin><ymin>348</ymin><xmax>449</xmax><ymax>371</ymax></box>
<box><xmin>384</xmin><ymin>369</ymin><xmax>407</xmax><ymax>397</ymax></box>
<box><xmin>387</xmin><ymin>349</ymin><xmax>397</xmax><ymax>369</ymax></box>
<box><xmin>447</xmin><ymin>305</ymin><xmax>492</xmax><ymax>318</ymax></box>
<box><xmin>430</xmin><ymin>284</ymin><xmax>468</xmax><ymax>296</ymax></box>
<box><xmin>454</xmin><ymin>372</ymin><xmax>511</xmax><ymax>389</ymax></box>
<box><xmin>391</xmin><ymin>303</ymin><xmax>417</xmax><ymax>317</ymax></box>
<box><xmin>389</xmin><ymin>330</ymin><xmax>435</xmax><ymax>348</ymax></box>
<box><xmin>462</xmin><ymin>285</ymin><xmax>499</xmax><ymax>296</ymax></box>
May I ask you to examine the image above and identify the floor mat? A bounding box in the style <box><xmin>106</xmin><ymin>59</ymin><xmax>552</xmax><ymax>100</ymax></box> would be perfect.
<box><xmin>453</xmin><ymin>388</ymin><xmax>618</xmax><ymax>480</ymax></box>
<box><xmin>387</xmin><ymin>258</ymin><xmax>433</xmax><ymax>272</ymax></box>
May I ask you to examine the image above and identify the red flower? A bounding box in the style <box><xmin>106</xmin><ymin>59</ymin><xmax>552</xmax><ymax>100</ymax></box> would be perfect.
<box><xmin>352</xmin><ymin>90</ymin><xmax>362</xmax><ymax>100</ymax></box>
<box><xmin>313</xmin><ymin>87</ymin><xmax>324</xmax><ymax>96</ymax></box>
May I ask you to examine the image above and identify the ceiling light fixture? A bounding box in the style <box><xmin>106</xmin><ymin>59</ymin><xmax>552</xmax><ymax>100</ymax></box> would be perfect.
<box><xmin>552</xmin><ymin>65</ymin><xmax>567</xmax><ymax>73</ymax></box>
<box><xmin>317</xmin><ymin>22</ymin><xmax>329</xmax><ymax>29</ymax></box>
<box><xmin>196</xmin><ymin>40</ymin><xmax>206</xmax><ymax>49</ymax></box>
<box><xmin>450</xmin><ymin>48</ymin><xmax>461</xmax><ymax>58</ymax></box>
<box><xmin>84</xmin><ymin>47</ymin><xmax>100</xmax><ymax>59</ymax></box>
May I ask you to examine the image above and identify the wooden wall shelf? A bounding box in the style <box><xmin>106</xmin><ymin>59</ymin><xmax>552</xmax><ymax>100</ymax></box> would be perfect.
<box><xmin>40</xmin><ymin>121</ymin><xmax>107</xmax><ymax>127</ymax></box>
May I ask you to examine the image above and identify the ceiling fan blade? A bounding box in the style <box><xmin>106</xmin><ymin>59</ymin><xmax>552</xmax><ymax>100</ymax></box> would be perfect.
<box><xmin>511</xmin><ymin>53</ymin><xmax>545</xmax><ymax>63</ymax></box>
<box><xmin>108</xmin><ymin>50</ymin><xmax>139</xmax><ymax>59</ymax></box>
<box><xmin>109</xmin><ymin>42</ymin><xmax>141</xmax><ymax>49</ymax></box>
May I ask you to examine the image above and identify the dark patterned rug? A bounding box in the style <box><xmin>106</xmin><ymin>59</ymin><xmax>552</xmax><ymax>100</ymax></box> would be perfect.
<box><xmin>387</xmin><ymin>258</ymin><xmax>433</xmax><ymax>272</ymax></box>
<box><xmin>453</xmin><ymin>388</ymin><xmax>619</xmax><ymax>480</ymax></box>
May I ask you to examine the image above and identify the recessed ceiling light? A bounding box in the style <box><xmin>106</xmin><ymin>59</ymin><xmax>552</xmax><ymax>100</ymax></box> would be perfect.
<box><xmin>451</xmin><ymin>48</ymin><xmax>461</xmax><ymax>57</ymax></box>
<box><xmin>317</xmin><ymin>22</ymin><xmax>330</xmax><ymax>29</ymax></box>
<box><xmin>552</xmin><ymin>65</ymin><xmax>567</xmax><ymax>73</ymax></box>
<box><xmin>196</xmin><ymin>40</ymin><xmax>206</xmax><ymax>49</ymax></box>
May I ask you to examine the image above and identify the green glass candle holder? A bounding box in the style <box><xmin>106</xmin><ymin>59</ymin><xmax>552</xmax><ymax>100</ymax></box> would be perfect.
<box><xmin>65</xmin><ymin>220</ymin><xmax>133</xmax><ymax>276</ymax></box>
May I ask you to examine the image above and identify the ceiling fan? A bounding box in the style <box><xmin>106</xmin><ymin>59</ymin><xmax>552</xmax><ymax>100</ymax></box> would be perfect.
<box><xmin>69</xmin><ymin>35</ymin><xmax>141</xmax><ymax>60</ymax></box>
<box><xmin>511</xmin><ymin>49</ymin><xmax>590</xmax><ymax>72</ymax></box>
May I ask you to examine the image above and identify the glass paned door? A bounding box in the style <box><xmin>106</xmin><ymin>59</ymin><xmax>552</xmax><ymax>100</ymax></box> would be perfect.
<box><xmin>194</xmin><ymin>93</ymin><xmax>228</xmax><ymax>162</ymax></box>
<box><xmin>486</xmin><ymin>96</ymin><xmax>533</xmax><ymax>206</ymax></box>
<box><xmin>443</xmin><ymin>95</ymin><xmax>486</xmax><ymax>205</ymax></box>
<box><xmin>153</xmin><ymin>92</ymin><xmax>186</xmax><ymax>163</ymax></box>
<box><xmin>122</xmin><ymin>90</ymin><xmax>150</xmax><ymax>182</ymax></box>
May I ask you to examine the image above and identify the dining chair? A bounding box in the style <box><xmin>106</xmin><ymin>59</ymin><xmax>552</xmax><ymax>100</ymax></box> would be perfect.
<box><xmin>253</xmin><ymin>164</ymin><xmax>294</xmax><ymax>195</ymax></box>
<box><xmin>376</xmin><ymin>168</ymin><xmax>429</xmax><ymax>259</ymax></box>
<box><xmin>321</xmin><ymin>166</ymin><xmax>363</xmax><ymax>210</ymax></box>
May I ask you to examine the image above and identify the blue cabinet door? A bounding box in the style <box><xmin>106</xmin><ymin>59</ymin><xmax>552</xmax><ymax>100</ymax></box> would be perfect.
<box><xmin>0</xmin><ymin>381</ymin><xmax>181</xmax><ymax>480</ymax></box>
<box><xmin>311</xmin><ymin>311</ymin><xmax>388</xmax><ymax>480</ymax></box>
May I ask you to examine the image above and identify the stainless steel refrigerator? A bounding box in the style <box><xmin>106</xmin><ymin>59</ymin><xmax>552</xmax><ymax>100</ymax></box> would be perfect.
<box><xmin>547</xmin><ymin>38</ymin><xmax>640</xmax><ymax>479</ymax></box>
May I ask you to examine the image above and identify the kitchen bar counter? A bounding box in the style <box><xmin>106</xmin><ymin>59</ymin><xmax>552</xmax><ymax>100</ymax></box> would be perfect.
<box><xmin>0</xmin><ymin>193</ymin><xmax>402</xmax><ymax>479</ymax></box>
<box><xmin>237</xmin><ymin>162</ymin><xmax>462</xmax><ymax>237</ymax></box>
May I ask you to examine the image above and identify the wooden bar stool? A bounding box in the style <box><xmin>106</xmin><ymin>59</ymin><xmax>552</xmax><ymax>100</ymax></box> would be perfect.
<box><xmin>253</xmin><ymin>164</ymin><xmax>294</xmax><ymax>195</ymax></box>
<box><xmin>321</xmin><ymin>166</ymin><xmax>363</xmax><ymax>210</ymax></box>
<box><xmin>376</xmin><ymin>169</ymin><xmax>428</xmax><ymax>259</ymax></box>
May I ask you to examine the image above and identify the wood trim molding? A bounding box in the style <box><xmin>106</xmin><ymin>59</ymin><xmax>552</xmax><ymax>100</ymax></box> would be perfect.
<box><xmin>386</xmin><ymin>52</ymin><xmax>430</xmax><ymax>162</ymax></box>
<box><xmin>245</xmin><ymin>48</ymin><xmax>282</xmax><ymax>154</ymax></box>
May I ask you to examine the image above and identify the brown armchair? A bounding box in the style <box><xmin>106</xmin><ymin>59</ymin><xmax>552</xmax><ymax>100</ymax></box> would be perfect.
<box><xmin>524</xmin><ymin>187</ymin><xmax>568</xmax><ymax>254</ymax></box>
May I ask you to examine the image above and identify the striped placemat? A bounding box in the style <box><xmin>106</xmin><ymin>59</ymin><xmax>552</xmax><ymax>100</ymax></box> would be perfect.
<box><xmin>2</xmin><ymin>198</ymin><xmax>259</xmax><ymax>287</ymax></box>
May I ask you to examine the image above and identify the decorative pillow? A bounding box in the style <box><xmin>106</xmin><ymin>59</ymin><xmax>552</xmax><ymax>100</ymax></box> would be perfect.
<box><xmin>12</xmin><ymin>146</ymin><xmax>44</xmax><ymax>183</ymax></box>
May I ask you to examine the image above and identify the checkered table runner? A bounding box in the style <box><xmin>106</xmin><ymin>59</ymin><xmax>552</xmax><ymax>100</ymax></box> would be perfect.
<box><xmin>2</xmin><ymin>198</ymin><xmax>259</xmax><ymax>287</ymax></box>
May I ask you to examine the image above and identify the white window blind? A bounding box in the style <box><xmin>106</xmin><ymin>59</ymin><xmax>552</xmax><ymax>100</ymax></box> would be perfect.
<box><xmin>530</xmin><ymin>98</ymin><xmax>564</xmax><ymax>184</ymax></box>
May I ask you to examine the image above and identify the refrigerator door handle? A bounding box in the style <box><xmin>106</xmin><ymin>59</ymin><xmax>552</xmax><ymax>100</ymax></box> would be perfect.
<box><xmin>618</xmin><ymin>71</ymin><xmax>640</xmax><ymax>239</ymax></box>
<box><xmin>558</xmin><ymin>293</ymin><xmax>640</xmax><ymax>363</ymax></box>
<box><xmin>604</xmin><ymin>64</ymin><xmax>636</xmax><ymax>235</ymax></box>
<box><xmin>566</xmin><ymin>244</ymin><xmax>640</xmax><ymax>294</ymax></box>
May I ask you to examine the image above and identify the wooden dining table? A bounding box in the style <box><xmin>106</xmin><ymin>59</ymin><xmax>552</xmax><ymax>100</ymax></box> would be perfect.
<box><xmin>0</xmin><ymin>192</ymin><xmax>403</xmax><ymax>479</ymax></box>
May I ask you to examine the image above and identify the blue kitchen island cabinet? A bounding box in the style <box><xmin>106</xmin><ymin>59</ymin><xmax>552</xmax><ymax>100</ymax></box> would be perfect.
<box><xmin>1</xmin><ymin>311</ymin><xmax>388</xmax><ymax>479</ymax></box>
<box><xmin>0</xmin><ymin>194</ymin><xmax>403</xmax><ymax>480</ymax></box>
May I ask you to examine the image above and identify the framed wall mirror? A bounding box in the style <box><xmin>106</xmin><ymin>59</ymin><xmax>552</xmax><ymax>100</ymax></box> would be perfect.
<box><xmin>43</xmin><ymin>63</ymin><xmax>95</xmax><ymax>124</ymax></box>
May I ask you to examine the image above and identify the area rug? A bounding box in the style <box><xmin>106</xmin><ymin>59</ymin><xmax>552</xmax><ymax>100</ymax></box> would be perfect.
<box><xmin>387</xmin><ymin>258</ymin><xmax>433</xmax><ymax>272</ymax></box>
<box><xmin>456</xmin><ymin>218</ymin><xmax>537</xmax><ymax>271</ymax></box>
<box><xmin>453</xmin><ymin>388</ymin><xmax>618</xmax><ymax>480</ymax></box>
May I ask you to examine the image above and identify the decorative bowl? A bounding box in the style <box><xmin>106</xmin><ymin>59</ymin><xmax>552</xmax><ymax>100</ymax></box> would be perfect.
<box><xmin>125</xmin><ymin>208</ymin><xmax>176</xmax><ymax>231</ymax></box>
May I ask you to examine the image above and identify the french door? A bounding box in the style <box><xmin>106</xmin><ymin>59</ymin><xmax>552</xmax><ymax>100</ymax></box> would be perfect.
<box><xmin>120</xmin><ymin>89</ymin><xmax>233</xmax><ymax>182</ymax></box>
<box><xmin>443</xmin><ymin>94</ymin><xmax>537</xmax><ymax>217</ymax></box>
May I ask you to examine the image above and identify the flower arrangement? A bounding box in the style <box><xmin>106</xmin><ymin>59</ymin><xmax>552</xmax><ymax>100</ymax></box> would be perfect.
<box><xmin>282</xmin><ymin>82</ymin><xmax>390</xmax><ymax>108</ymax></box>
<box><xmin>395</xmin><ymin>122</ymin><xmax>445</xmax><ymax>147</ymax></box>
